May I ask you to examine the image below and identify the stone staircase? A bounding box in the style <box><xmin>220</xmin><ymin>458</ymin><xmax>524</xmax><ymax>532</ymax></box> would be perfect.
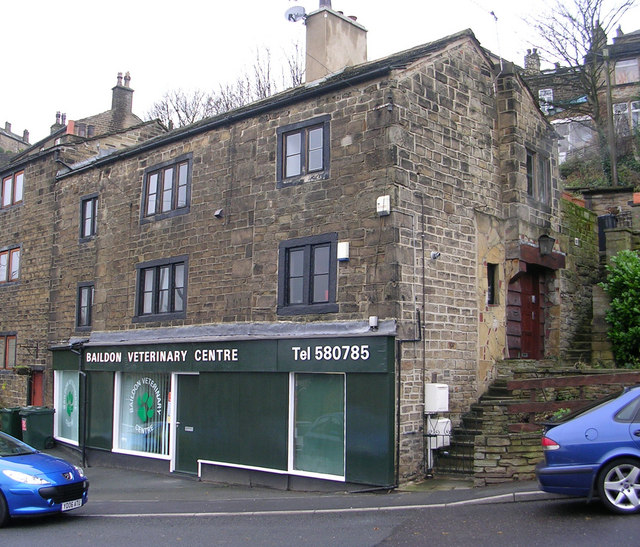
<box><xmin>432</xmin><ymin>363</ymin><xmax>640</xmax><ymax>486</ymax></box>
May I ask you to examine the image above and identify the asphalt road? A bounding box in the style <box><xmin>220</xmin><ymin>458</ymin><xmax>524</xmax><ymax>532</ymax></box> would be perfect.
<box><xmin>1</xmin><ymin>497</ymin><xmax>638</xmax><ymax>546</ymax></box>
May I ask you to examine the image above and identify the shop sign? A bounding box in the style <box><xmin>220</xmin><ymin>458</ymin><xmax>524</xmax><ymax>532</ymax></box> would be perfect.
<box><xmin>81</xmin><ymin>337</ymin><xmax>392</xmax><ymax>373</ymax></box>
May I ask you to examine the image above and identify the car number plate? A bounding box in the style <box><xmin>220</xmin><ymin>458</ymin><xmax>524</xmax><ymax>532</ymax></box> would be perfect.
<box><xmin>61</xmin><ymin>499</ymin><xmax>83</xmax><ymax>511</ymax></box>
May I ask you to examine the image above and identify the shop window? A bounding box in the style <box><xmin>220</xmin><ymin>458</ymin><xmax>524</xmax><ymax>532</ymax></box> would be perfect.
<box><xmin>114</xmin><ymin>372</ymin><xmax>170</xmax><ymax>457</ymax></box>
<box><xmin>76</xmin><ymin>283</ymin><xmax>94</xmax><ymax>330</ymax></box>
<box><xmin>0</xmin><ymin>334</ymin><xmax>17</xmax><ymax>369</ymax></box>
<box><xmin>0</xmin><ymin>246</ymin><xmax>20</xmax><ymax>283</ymax></box>
<box><xmin>54</xmin><ymin>371</ymin><xmax>80</xmax><ymax>445</ymax></box>
<box><xmin>134</xmin><ymin>256</ymin><xmax>187</xmax><ymax>321</ymax></box>
<box><xmin>80</xmin><ymin>194</ymin><xmax>98</xmax><ymax>240</ymax></box>
<box><xmin>277</xmin><ymin>234</ymin><xmax>338</xmax><ymax>315</ymax></box>
<box><xmin>141</xmin><ymin>155</ymin><xmax>191</xmax><ymax>222</ymax></box>
<box><xmin>277</xmin><ymin>115</ymin><xmax>330</xmax><ymax>187</ymax></box>
<box><xmin>1</xmin><ymin>170</ymin><xmax>24</xmax><ymax>208</ymax></box>
<box><xmin>291</xmin><ymin>373</ymin><xmax>345</xmax><ymax>478</ymax></box>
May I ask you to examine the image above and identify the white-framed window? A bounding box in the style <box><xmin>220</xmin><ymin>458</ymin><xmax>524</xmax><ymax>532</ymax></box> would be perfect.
<box><xmin>113</xmin><ymin>372</ymin><xmax>171</xmax><ymax>458</ymax></box>
<box><xmin>1</xmin><ymin>171</ymin><xmax>23</xmax><ymax>208</ymax></box>
<box><xmin>288</xmin><ymin>372</ymin><xmax>345</xmax><ymax>479</ymax></box>
<box><xmin>54</xmin><ymin>370</ymin><xmax>80</xmax><ymax>445</ymax></box>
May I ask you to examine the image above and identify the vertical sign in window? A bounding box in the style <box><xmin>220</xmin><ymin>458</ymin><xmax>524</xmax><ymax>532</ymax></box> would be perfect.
<box><xmin>55</xmin><ymin>371</ymin><xmax>80</xmax><ymax>443</ymax></box>
<box><xmin>293</xmin><ymin>373</ymin><xmax>345</xmax><ymax>477</ymax></box>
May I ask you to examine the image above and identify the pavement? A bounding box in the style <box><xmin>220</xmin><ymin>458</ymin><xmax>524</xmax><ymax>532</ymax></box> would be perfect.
<box><xmin>42</xmin><ymin>445</ymin><xmax>564</xmax><ymax>517</ymax></box>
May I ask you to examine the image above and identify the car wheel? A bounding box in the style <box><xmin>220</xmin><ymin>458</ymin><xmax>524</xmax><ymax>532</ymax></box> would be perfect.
<box><xmin>0</xmin><ymin>492</ymin><xmax>9</xmax><ymax>527</ymax></box>
<box><xmin>597</xmin><ymin>458</ymin><xmax>640</xmax><ymax>514</ymax></box>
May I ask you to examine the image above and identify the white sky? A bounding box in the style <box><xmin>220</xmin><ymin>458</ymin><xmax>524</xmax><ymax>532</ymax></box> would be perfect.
<box><xmin>3</xmin><ymin>0</ymin><xmax>639</xmax><ymax>143</ymax></box>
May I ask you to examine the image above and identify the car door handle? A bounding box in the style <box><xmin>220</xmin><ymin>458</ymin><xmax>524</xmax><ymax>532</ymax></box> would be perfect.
<box><xmin>633</xmin><ymin>430</ymin><xmax>640</xmax><ymax>437</ymax></box>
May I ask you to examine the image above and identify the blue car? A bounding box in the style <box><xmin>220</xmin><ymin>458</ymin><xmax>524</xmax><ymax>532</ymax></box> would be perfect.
<box><xmin>536</xmin><ymin>385</ymin><xmax>640</xmax><ymax>514</ymax></box>
<box><xmin>0</xmin><ymin>431</ymin><xmax>88</xmax><ymax>526</ymax></box>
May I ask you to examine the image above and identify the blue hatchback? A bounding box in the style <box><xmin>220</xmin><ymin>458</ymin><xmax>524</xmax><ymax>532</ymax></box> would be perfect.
<box><xmin>0</xmin><ymin>431</ymin><xmax>88</xmax><ymax>526</ymax></box>
<box><xmin>536</xmin><ymin>385</ymin><xmax>640</xmax><ymax>514</ymax></box>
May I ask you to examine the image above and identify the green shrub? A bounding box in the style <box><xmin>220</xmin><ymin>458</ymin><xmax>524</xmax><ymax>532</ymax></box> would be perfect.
<box><xmin>600</xmin><ymin>250</ymin><xmax>640</xmax><ymax>368</ymax></box>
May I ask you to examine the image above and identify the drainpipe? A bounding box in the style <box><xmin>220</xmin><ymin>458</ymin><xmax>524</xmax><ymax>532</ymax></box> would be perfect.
<box><xmin>70</xmin><ymin>342</ymin><xmax>88</xmax><ymax>468</ymax></box>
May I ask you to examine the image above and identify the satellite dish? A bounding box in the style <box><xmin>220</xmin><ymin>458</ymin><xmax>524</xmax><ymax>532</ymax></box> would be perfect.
<box><xmin>285</xmin><ymin>5</ymin><xmax>306</xmax><ymax>22</ymax></box>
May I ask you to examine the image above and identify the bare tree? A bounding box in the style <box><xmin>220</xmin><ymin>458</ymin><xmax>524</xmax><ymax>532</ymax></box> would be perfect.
<box><xmin>529</xmin><ymin>0</ymin><xmax>637</xmax><ymax>144</ymax></box>
<box><xmin>147</xmin><ymin>43</ymin><xmax>304</xmax><ymax>128</ymax></box>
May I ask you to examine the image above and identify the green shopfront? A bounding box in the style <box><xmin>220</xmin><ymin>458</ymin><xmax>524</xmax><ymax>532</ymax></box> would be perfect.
<box><xmin>52</xmin><ymin>332</ymin><xmax>396</xmax><ymax>488</ymax></box>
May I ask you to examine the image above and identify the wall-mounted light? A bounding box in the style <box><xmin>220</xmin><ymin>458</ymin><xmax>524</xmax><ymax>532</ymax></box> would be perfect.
<box><xmin>369</xmin><ymin>316</ymin><xmax>379</xmax><ymax>330</ymax></box>
<box><xmin>430</xmin><ymin>251</ymin><xmax>441</xmax><ymax>260</ymax></box>
<box><xmin>538</xmin><ymin>234</ymin><xmax>555</xmax><ymax>256</ymax></box>
<box><xmin>214</xmin><ymin>209</ymin><xmax>223</xmax><ymax>218</ymax></box>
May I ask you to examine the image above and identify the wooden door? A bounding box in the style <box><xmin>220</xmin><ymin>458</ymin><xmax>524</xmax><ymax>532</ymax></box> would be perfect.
<box><xmin>520</xmin><ymin>272</ymin><xmax>542</xmax><ymax>359</ymax></box>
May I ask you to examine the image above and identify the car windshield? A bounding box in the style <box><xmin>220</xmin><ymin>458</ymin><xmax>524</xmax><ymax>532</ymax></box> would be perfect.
<box><xmin>0</xmin><ymin>433</ymin><xmax>36</xmax><ymax>457</ymax></box>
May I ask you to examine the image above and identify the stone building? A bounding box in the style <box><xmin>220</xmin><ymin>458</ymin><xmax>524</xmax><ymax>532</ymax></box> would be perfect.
<box><xmin>3</xmin><ymin>5</ymin><xmax>563</xmax><ymax>487</ymax></box>
<box><xmin>0</xmin><ymin>74</ymin><xmax>166</xmax><ymax>408</ymax></box>
<box><xmin>523</xmin><ymin>27</ymin><xmax>640</xmax><ymax>163</ymax></box>
<box><xmin>0</xmin><ymin>122</ymin><xmax>29</xmax><ymax>166</ymax></box>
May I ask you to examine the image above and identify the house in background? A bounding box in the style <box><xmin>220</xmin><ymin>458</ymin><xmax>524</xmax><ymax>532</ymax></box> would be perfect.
<box><xmin>3</xmin><ymin>3</ymin><xmax>567</xmax><ymax>487</ymax></box>
<box><xmin>523</xmin><ymin>27</ymin><xmax>640</xmax><ymax>164</ymax></box>
<box><xmin>0</xmin><ymin>74</ymin><xmax>166</xmax><ymax>408</ymax></box>
<box><xmin>0</xmin><ymin>122</ymin><xmax>29</xmax><ymax>167</ymax></box>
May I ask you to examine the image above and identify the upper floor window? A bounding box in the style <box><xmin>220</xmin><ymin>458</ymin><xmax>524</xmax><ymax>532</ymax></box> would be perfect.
<box><xmin>538</xmin><ymin>89</ymin><xmax>553</xmax><ymax>115</ymax></box>
<box><xmin>0</xmin><ymin>334</ymin><xmax>17</xmax><ymax>369</ymax></box>
<box><xmin>1</xmin><ymin>171</ymin><xmax>24</xmax><ymax>209</ymax></box>
<box><xmin>76</xmin><ymin>283</ymin><xmax>94</xmax><ymax>330</ymax></box>
<box><xmin>141</xmin><ymin>155</ymin><xmax>191</xmax><ymax>222</ymax></box>
<box><xmin>277</xmin><ymin>116</ymin><xmax>330</xmax><ymax>187</ymax></box>
<box><xmin>0</xmin><ymin>247</ymin><xmax>20</xmax><ymax>283</ymax></box>
<box><xmin>134</xmin><ymin>256</ymin><xmax>187</xmax><ymax>321</ymax></box>
<box><xmin>80</xmin><ymin>194</ymin><xmax>98</xmax><ymax>240</ymax></box>
<box><xmin>526</xmin><ymin>149</ymin><xmax>551</xmax><ymax>205</ymax></box>
<box><xmin>277</xmin><ymin>233</ymin><xmax>338</xmax><ymax>315</ymax></box>
<box><xmin>615</xmin><ymin>59</ymin><xmax>639</xmax><ymax>85</ymax></box>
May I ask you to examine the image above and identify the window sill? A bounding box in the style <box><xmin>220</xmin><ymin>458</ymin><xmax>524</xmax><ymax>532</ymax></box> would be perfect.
<box><xmin>277</xmin><ymin>303</ymin><xmax>338</xmax><ymax>316</ymax></box>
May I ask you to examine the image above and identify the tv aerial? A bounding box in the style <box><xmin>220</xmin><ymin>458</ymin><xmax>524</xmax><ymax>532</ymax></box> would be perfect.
<box><xmin>285</xmin><ymin>3</ymin><xmax>306</xmax><ymax>22</ymax></box>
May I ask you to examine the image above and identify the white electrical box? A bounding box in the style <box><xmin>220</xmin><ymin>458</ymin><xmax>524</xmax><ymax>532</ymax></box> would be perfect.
<box><xmin>376</xmin><ymin>195</ymin><xmax>391</xmax><ymax>216</ymax></box>
<box><xmin>424</xmin><ymin>383</ymin><xmax>449</xmax><ymax>413</ymax></box>
<box><xmin>426</xmin><ymin>417</ymin><xmax>451</xmax><ymax>449</ymax></box>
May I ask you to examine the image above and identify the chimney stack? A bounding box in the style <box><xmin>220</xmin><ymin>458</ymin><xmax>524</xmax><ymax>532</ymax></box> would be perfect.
<box><xmin>305</xmin><ymin>3</ymin><xmax>367</xmax><ymax>82</ymax></box>
<box><xmin>524</xmin><ymin>48</ymin><xmax>541</xmax><ymax>74</ymax></box>
<box><xmin>112</xmin><ymin>71</ymin><xmax>134</xmax><ymax>116</ymax></box>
